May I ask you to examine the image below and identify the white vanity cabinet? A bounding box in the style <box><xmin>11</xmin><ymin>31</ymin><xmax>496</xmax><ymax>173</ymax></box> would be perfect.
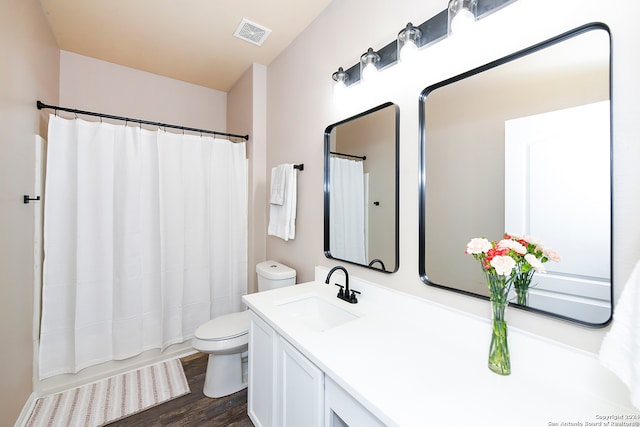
<box><xmin>248</xmin><ymin>311</ymin><xmax>324</xmax><ymax>427</ymax></box>
<box><xmin>248</xmin><ymin>311</ymin><xmax>278</xmax><ymax>427</ymax></box>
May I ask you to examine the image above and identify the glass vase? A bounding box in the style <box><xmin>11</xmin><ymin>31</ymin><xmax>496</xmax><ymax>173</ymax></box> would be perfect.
<box><xmin>514</xmin><ymin>286</ymin><xmax>528</xmax><ymax>306</ymax></box>
<box><xmin>513</xmin><ymin>270</ymin><xmax>533</xmax><ymax>306</ymax></box>
<box><xmin>488</xmin><ymin>299</ymin><xmax>511</xmax><ymax>375</ymax></box>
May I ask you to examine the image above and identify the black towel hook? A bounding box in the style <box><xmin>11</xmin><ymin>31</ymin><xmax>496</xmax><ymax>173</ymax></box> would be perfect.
<box><xmin>24</xmin><ymin>195</ymin><xmax>41</xmax><ymax>204</ymax></box>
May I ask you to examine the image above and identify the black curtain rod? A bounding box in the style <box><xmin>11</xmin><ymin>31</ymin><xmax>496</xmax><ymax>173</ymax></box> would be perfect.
<box><xmin>330</xmin><ymin>151</ymin><xmax>366</xmax><ymax>160</ymax></box>
<box><xmin>37</xmin><ymin>101</ymin><xmax>250</xmax><ymax>141</ymax></box>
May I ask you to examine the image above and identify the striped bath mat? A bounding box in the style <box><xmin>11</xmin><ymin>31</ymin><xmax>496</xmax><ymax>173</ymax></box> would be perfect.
<box><xmin>27</xmin><ymin>358</ymin><xmax>190</xmax><ymax>427</ymax></box>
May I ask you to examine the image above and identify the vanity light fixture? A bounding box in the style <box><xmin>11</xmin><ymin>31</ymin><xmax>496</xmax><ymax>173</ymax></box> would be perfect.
<box><xmin>330</xmin><ymin>0</ymin><xmax>516</xmax><ymax>86</ymax></box>
<box><xmin>397</xmin><ymin>22</ymin><xmax>422</xmax><ymax>63</ymax></box>
<box><xmin>332</xmin><ymin>67</ymin><xmax>349</xmax><ymax>95</ymax></box>
<box><xmin>448</xmin><ymin>0</ymin><xmax>478</xmax><ymax>35</ymax></box>
<box><xmin>360</xmin><ymin>48</ymin><xmax>381</xmax><ymax>82</ymax></box>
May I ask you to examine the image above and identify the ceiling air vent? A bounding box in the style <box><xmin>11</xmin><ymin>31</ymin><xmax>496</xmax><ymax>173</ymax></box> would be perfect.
<box><xmin>233</xmin><ymin>18</ymin><xmax>272</xmax><ymax>46</ymax></box>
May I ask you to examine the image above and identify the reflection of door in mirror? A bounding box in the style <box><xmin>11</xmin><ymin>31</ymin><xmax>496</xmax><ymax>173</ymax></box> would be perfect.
<box><xmin>504</xmin><ymin>101</ymin><xmax>611</xmax><ymax>323</ymax></box>
<box><xmin>325</xmin><ymin>102</ymin><xmax>399</xmax><ymax>273</ymax></box>
<box><xmin>419</xmin><ymin>24</ymin><xmax>611</xmax><ymax>326</ymax></box>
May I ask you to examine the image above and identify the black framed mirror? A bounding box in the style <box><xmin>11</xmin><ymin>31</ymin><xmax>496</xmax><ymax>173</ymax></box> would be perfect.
<box><xmin>419</xmin><ymin>23</ymin><xmax>612</xmax><ymax>326</ymax></box>
<box><xmin>324</xmin><ymin>102</ymin><xmax>399</xmax><ymax>273</ymax></box>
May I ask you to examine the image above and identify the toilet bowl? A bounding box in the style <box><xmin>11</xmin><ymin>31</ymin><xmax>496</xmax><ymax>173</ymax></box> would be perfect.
<box><xmin>192</xmin><ymin>311</ymin><xmax>250</xmax><ymax>398</ymax></box>
<box><xmin>192</xmin><ymin>260</ymin><xmax>296</xmax><ymax>398</ymax></box>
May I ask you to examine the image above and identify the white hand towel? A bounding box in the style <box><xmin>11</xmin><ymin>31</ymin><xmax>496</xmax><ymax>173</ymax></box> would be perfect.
<box><xmin>599</xmin><ymin>259</ymin><xmax>640</xmax><ymax>410</ymax></box>
<box><xmin>268</xmin><ymin>164</ymin><xmax>297</xmax><ymax>241</ymax></box>
<box><xmin>270</xmin><ymin>164</ymin><xmax>288</xmax><ymax>205</ymax></box>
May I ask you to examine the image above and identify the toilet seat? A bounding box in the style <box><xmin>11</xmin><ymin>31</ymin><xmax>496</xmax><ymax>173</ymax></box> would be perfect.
<box><xmin>194</xmin><ymin>310</ymin><xmax>249</xmax><ymax>341</ymax></box>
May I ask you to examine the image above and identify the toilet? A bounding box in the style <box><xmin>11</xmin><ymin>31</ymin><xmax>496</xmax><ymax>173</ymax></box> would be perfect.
<box><xmin>192</xmin><ymin>260</ymin><xmax>296</xmax><ymax>398</ymax></box>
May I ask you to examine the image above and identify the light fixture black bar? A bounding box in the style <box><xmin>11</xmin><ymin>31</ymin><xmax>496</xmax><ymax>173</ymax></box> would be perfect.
<box><xmin>377</xmin><ymin>41</ymin><xmax>398</xmax><ymax>71</ymax></box>
<box><xmin>330</xmin><ymin>151</ymin><xmax>366</xmax><ymax>160</ymax></box>
<box><xmin>416</xmin><ymin>9</ymin><xmax>448</xmax><ymax>48</ymax></box>
<box><xmin>36</xmin><ymin>101</ymin><xmax>250</xmax><ymax>141</ymax></box>
<box><xmin>478</xmin><ymin>0</ymin><xmax>518</xmax><ymax>17</ymax></box>
<box><xmin>344</xmin><ymin>63</ymin><xmax>360</xmax><ymax>86</ymax></box>
<box><xmin>339</xmin><ymin>0</ymin><xmax>518</xmax><ymax>87</ymax></box>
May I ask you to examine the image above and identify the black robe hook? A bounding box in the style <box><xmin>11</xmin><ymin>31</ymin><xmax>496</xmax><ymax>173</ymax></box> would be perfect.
<box><xmin>24</xmin><ymin>195</ymin><xmax>41</xmax><ymax>204</ymax></box>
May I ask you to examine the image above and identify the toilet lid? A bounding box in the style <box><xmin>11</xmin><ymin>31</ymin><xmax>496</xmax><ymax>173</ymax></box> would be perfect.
<box><xmin>194</xmin><ymin>310</ymin><xmax>249</xmax><ymax>341</ymax></box>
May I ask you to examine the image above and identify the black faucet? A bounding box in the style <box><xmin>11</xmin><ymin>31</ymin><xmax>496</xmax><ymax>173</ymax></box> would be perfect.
<box><xmin>325</xmin><ymin>266</ymin><xmax>360</xmax><ymax>304</ymax></box>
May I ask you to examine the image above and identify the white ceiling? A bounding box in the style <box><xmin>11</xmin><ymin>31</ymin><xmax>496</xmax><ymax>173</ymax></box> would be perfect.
<box><xmin>39</xmin><ymin>0</ymin><xmax>334</xmax><ymax>92</ymax></box>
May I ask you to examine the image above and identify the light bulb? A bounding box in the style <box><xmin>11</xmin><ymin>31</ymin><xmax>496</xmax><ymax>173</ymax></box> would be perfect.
<box><xmin>334</xmin><ymin>79</ymin><xmax>346</xmax><ymax>99</ymax></box>
<box><xmin>362</xmin><ymin>63</ymin><xmax>378</xmax><ymax>82</ymax></box>
<box><xmin>360</xmin><ymin>48</ymin><xmax>380</xmax><ymax>83</ymax></box>
<box><xmin>398</xmin><ymin>22</ymin><xmax>422</xmax><ymax>63</ymax></box>
<box><xmin>399</xmin><ymin>39</ymin><xmax>418</xmax><ymax>62</ymax></box>
<box><xmin>331</xmin><ymin>66</ymin><xmax>349</xmax><ymax>98</ymax></box>
<box><xmin>450</xmin><ymin>7</ymin><xmax>475</xmax><ymax>35</ymax></box>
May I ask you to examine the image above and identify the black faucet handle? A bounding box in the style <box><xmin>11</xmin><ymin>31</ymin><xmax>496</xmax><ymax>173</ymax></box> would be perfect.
<box><xmin>334</xmin><ymin>283</ymin><xmax>345</xmax><ymax>298</ymax></box>
<box><xmin>349</xmin><ymin>289</ymin><xmax>361</xmax><ymax>303</ymax></box>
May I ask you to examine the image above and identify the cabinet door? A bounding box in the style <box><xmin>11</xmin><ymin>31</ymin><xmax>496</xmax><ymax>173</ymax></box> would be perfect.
<box><xmin>248</xmin><ymin>312</ymin><xmax>278</xmax><ymax>427</ymax></box>
<box><xmin>325</xmin><ymin>377</ymin><xmax>385</xmax><ymax>427</ymax></box>
<box><xmin>279</xmin><ymin>337</ymin><xmax>324</xmax><ymax>427</ymax></box>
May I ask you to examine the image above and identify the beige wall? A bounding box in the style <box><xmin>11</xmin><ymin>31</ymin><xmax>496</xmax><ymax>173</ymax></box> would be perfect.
<box><xmin>0</xmin><ymin>0</ymin><xmax>59</xmax><ymax>423</ymax></box>
<box><xmin>228</xmin><ymin>64</ymin><xmax>268</xmax><ymax>293</ymax></box>
<box><xmin>266</xmin><ymin>0</ymin><xmax>640</xmax><ymax>354</ymax></box>
<box><xmin>59</xmin><ymin>51</ymin><xmax>227</xmax><ymax>131</ymax></box>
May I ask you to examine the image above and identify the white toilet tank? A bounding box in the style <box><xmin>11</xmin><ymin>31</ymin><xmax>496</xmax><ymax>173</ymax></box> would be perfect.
<box><xmin>256</xmin><ymin>260</ymin><xmax>296</xmax><ymax>292</ymax></box>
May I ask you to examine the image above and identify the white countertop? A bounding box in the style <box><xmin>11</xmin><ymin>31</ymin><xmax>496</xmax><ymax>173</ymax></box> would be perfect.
<box><xmin>242</xmin><ymin>267</ymin><xmax>639</xmax><ymax>427</ymax></box>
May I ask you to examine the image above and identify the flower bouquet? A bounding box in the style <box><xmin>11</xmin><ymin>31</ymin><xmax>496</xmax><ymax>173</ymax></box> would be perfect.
<box><xmin>465</xmin><ymin>234</ymin><xmax>560</xmax><ymax>375</ymax></box>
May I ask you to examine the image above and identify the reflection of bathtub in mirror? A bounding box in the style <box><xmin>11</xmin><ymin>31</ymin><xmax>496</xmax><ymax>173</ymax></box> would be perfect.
<box><xmin>419</xmin><ymin>23</ymin><xmax>612</xmax><ymax>326</ymax></box>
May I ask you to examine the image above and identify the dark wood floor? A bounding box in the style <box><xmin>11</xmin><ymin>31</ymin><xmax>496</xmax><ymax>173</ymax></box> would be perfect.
<box><xmin>106</xmin><ymin>353</ymin><xmax>254</xmax><ymax>427</ymax></box>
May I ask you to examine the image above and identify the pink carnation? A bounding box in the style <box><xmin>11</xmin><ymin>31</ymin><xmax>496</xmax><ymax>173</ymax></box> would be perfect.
<box><xmin>490</xmin><ymin>255</ymin><xmax>516</xmax><ymax>276</ymax></box>
<box><xmin>544</xmin><ymin>248</ymin><xmax>562</xmax><ymax>262</ymax></box>
<box><xmin>497</xmin><ymin>239</ymin><xmax>527</xmax><ymax>255</ymax></box>
<box><xmin>525</xmin><ymin>253</ymin><xmax>546</xmax><ymax>273</ymax></box>
<box><xmin>466</xmin><ymin>238</ymin><xmax>492</xmax><ymax>255</ymax></box>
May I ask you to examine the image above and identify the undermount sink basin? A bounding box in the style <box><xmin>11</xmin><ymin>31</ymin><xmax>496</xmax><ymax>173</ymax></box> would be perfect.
<box><xmin>276</xmin><ymin>295</ymin><xmax>359</xmax><ymax>331</ymax></box>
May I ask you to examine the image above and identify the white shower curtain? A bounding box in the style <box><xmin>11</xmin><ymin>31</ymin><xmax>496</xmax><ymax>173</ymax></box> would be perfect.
<box><xmin>329</xmin><ymin>157</ymin><xmax>366</xmax><ymax>264</ymax></box>
<box><xmin>39</xmin><ymin>115</ymin><xmax>247</xmax><ymax>379</ymax></box>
